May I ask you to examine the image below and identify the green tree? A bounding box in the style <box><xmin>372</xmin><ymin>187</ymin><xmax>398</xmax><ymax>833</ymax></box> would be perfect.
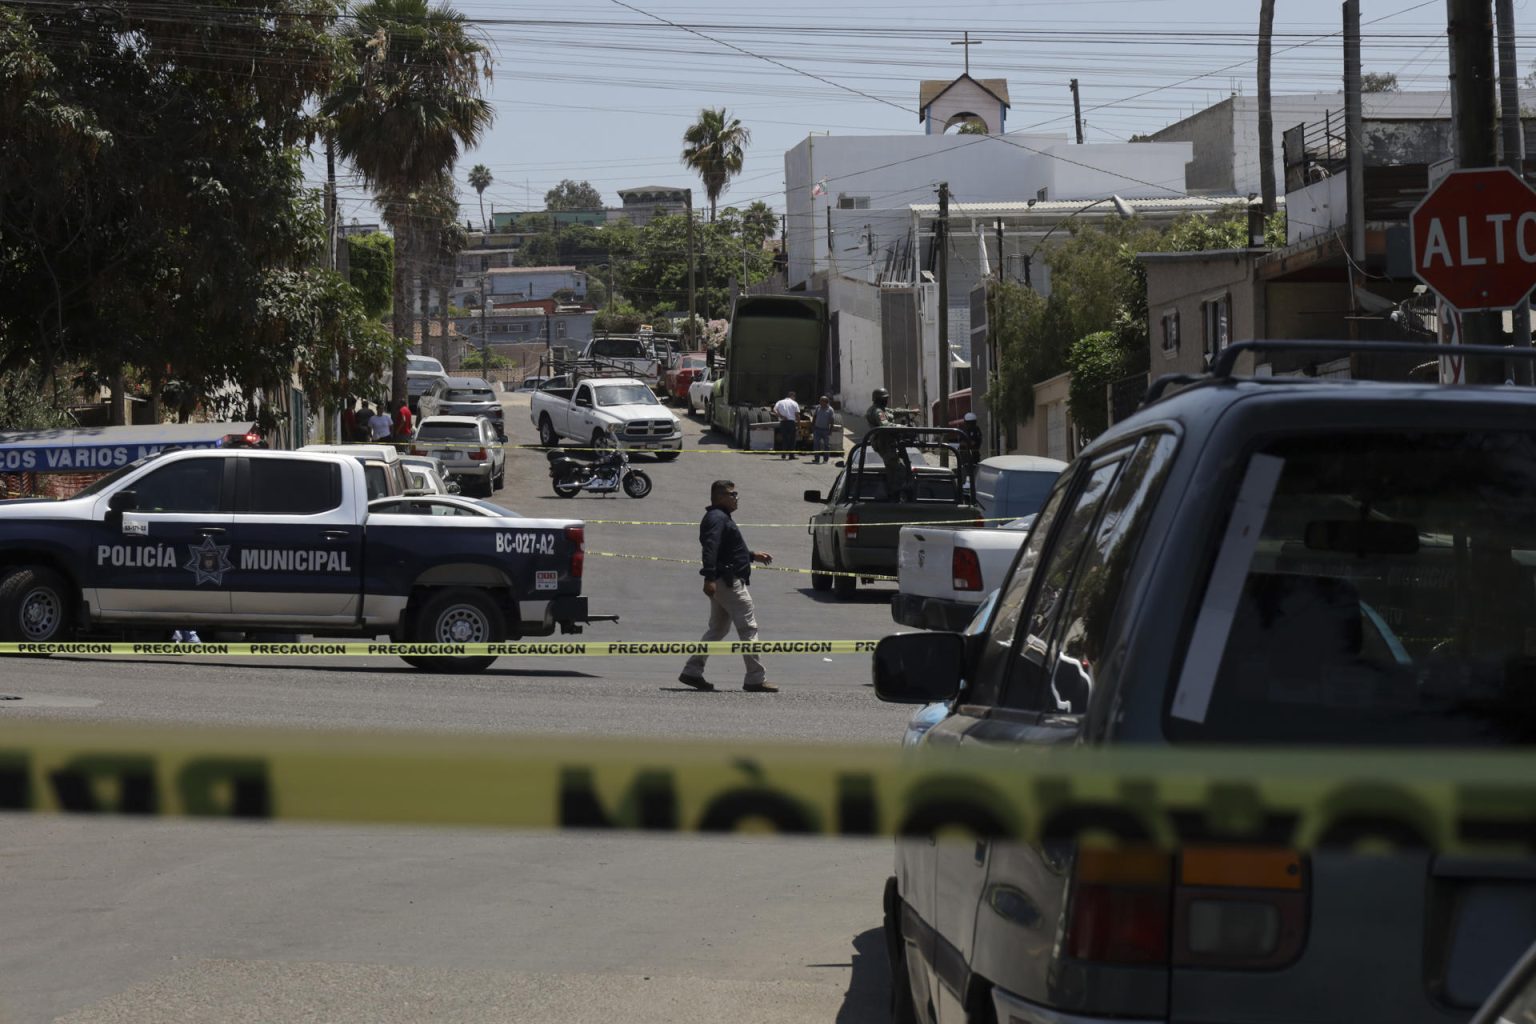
<box><xmin>681</xmin><ymin>107</ymin><xmax>751</xmax><ymax>222</ymax></box>
<box><xmin>741</xmin><ymin>200</ymin><xmax>778</xmax><ymax>250</ymax></box>
<box><xmin>544</xmin><ymin>179</ymin><xmax>604</xmax><ymax>210</ymax></box>
<box><xmin>467</xmin><ymin>163</ymin><xmax>493</xmax><ymax>230</ymax></box>
<box><xmin>957</xmin><ymin>120</ymin><xmax>988</xmax><ymax>135</ymax></box>
<box><xmin>594</xmin><ymin>303</ymin><xmax>648</xmax><ymax>333</ymax></box>
<box><xmin>347</xmin><ymin>233</ymin><xmax>395</xmax><ymax>320</ymax></box>
<box><xmin>0</xmin><ymin>0</ymin><xmax>381</xmax><ymax>424</ymax></box>
<box><xmin>1362</xmin><ymin>71</ymin><xmax>1400</xmax><ymax>93</ymax></box>
<box><xmin>324</xmin><ymin>0</ymin><xmax>494</xmax><ymax>405</ymax></box>
<box><xmin>1066</xmin><ymin>330</ymin><xmax>1125</xmax><ymax>442</ymax></box>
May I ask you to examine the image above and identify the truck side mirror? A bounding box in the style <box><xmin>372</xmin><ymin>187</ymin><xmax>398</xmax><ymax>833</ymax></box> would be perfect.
<box><xmin>108</xmin><ymin>491</ymin><xmax>138</xmax><ymax>514</ymax></box>
<box><xmin>803</xmin><ymin>489</ymin><xmax>822</xmax><ymax>503</ymax></box>
<box><xmin>873</xmin><ymin>633</ymin><xmax>964</xmax><ymax>703</ymax></box>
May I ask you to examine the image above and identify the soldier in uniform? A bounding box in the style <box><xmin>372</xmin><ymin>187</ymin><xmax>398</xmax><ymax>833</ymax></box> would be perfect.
<box><xmin>866</xmin><ymin>387</ymin><xmax>893</xmax><ymax>430</ymax></box>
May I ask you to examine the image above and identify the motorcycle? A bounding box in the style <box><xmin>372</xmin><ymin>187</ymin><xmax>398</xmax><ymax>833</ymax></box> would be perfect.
<box><xmin>546</xmin><ymin>445</ymin><xmax>653</xmax><ymax>499</ymax></box>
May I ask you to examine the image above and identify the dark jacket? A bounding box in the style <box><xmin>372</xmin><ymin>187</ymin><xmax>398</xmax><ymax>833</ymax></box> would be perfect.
<box><xmin>699</xmin><ymin>505</ymin><xmax>752</xmax><ymax>583</ymax></box>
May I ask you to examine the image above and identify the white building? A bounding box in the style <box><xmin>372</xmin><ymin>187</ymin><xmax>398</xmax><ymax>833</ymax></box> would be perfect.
<box><xmin>485</xmin><ymin>266</ymin><xmax>587</xmax><ymax>303</ymax></box>
<box><xmin>784</xmin><ymin>131</ymin><xmax>1194</xmax><ymax>290</ymax></box>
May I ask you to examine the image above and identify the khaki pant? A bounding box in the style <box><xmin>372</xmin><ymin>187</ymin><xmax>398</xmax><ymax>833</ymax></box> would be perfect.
<box><xmin>683</xmin><ymin>577</ymin><xmax>766</xmax><ymax>687</ymax></box>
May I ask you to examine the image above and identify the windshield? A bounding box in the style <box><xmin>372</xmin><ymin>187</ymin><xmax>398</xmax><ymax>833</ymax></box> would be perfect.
<box><xmin>416</xmin><ymin>424</ymin><xmax>479</xmax><ymax>441</ymax></box>
<box><xmin>1169</xmin><ymin>431</ymin><xmax>1536</xmax><ymax>747</ymax></box>
<box><xmin>594</xmin><ymin>339</ymin><xmax>645</xmax><ymax>358</ymax></box>
<box><xmin>596</xmin><ymin>385</ymin><xmax>659</xmax><ymax>407</ymax></box>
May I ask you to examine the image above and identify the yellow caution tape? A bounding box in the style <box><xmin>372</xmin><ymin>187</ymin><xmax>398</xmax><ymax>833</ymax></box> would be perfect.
<box><xmin>3</xmin><ymin>722</ymin><xmax>1534</xmax><ymax>851</ymax></box>
<box><xmin>579</xmin><ymin>517</ymin><xmax>1014</xmax><ymax>529</ymax></box>
<box><xmin>587</xmin><ymin>549</ymin><xmax>898</xmax><ymax>582</ymax></box>
<box><xmin>0</xmin><ymin>640</ymin><xmax>876</xmax><ymax>657</ymax></box>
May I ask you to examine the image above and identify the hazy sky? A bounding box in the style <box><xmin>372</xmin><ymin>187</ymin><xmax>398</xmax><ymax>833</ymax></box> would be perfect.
<box><xmin>318</xmin><ymin>0</ymin><xmax>1531</xmax><ymax>227</ymax></box>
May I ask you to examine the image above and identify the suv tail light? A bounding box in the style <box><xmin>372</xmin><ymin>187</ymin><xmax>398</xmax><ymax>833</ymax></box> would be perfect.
<box><xmin>1064</xmin><ymin>848</ymin><xmax>1172</xmax><ymax>964</ymax></box>
<box><xmin>1173</xmin><ymin>847</ymin><xmax>1307</xmax><ymax>968</ymax></box>
<box><xmin>469</xmin><ymin>448</ymin><xmax>487</xmax><ymax>461</ymax></box>
<box><xmin>844</xmin><ymin>512</ymin><xmax>860</xmax><ymax>541</ymax></box>
<box><xmin>952</xmin><ymin>547</ymin><xmax>983</xmax><ymax>591</ymax></box>
<box><xmin>566</xmin><ymin>526</ymin><xmax>585</xmax><ymax>578</ymax></box>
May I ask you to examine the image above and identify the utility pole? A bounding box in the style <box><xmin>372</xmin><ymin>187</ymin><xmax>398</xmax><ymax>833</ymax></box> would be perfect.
<box><xmin>685</xmin><ymin>189</ymin><xmax>697</xmax><ymax>346</ymax></box>
<box><xmin>1343</xmin><ymin>0</ymin><xmax>1365</xmax><ymax>266</ymax></box>
<box><xmin>1496</xmin><ymin>0</ymin><xmax>1533</xmax><ymax>379</ymax></box>
<box><xmin>937</xmin><ymin>182</ymin><xmax>950</xmax><ymax>427</ymax></box>
<box><xmin>1070</xmin><ymin>79</ymin><xmax>1085</xmax><ymax>144</ymax></box>
<box><xmin>1448</xmin><ymin>0</ymin><xmax>1503</xmax><ymax>349</ymax></box>
<box><xmin>480</xmin><ymin>282</ymin><xmax>490</xmax><ymax>372</ymax></box>
<box><xmin>324</xmin><ymin>136</ymin><xmax>339</xmax><ymax>442</ymax></box>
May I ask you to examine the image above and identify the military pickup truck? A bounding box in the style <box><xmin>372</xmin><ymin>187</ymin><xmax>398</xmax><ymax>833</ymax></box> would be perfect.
<box><xmin>804</xmin><ymin>426</ymin><xmax>981</xmax><ymax>599</ymax></box>
<box><xmin>0</xmin><ymin>447</ymin><xmax>598</xmax><ymax>671</ymax></box>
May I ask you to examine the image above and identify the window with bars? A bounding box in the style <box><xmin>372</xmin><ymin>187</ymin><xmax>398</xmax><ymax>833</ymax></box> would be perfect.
<box><xmin>1160</xmin><ymin>310</ymin><xmax>1180</xmax><ymax>354</ymax></box>
<box><xmin>1201</xmin><ymin>295</ymin><xmax>1231</xmax><ymax>366</ymax></box>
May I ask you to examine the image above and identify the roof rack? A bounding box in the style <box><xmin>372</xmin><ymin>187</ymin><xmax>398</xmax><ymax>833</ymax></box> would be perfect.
<box><xmin>1141</xmin><ymin>340</ymin><xmax>1536</xmax><ymax>408</ymax></box>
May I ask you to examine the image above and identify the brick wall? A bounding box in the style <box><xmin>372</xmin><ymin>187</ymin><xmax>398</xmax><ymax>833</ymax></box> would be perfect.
<box><xmin>1</xmin><ymin>471</ymin><xmax>104</xmax><ymax>499</ymax></box>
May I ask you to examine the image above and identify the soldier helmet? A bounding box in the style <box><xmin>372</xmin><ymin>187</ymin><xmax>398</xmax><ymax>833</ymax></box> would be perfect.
<box><xmin>872</xmin><ymin>387</ymin><xmax>890</xmax><ymax>401</ymax></box>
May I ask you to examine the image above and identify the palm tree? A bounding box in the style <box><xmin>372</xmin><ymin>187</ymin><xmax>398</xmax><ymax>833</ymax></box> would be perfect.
<box><xmin>324</xmin><ymin>0</ymin><xmax>494</xmax><ymax>404</ymax></box>
<box><xmin>681</xmin><ymin>107</ymin><xmax>751</xmax><ymax>222</ymax></box>
<box><xmin>468</xmin><ymin>162</ymin><xmax>493</xmax><ymax>231</ymax></box>
<box><xmin>741</xmin><ymin>199</ymin><xmax>778</xmax><ymax>250</ymax></box>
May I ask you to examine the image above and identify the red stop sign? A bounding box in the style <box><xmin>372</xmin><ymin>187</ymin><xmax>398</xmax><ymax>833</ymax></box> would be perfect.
<box><xmin>1411</xmin><ymin>167</ymin><xmax>1536</xmax><ymax>311</ymax></box>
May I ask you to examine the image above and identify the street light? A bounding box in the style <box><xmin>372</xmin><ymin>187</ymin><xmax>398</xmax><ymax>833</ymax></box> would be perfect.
<box><xmin>1020</xmin><ymin>194</ymin><xmax>1136</xmax><ymax>288</ymax></box>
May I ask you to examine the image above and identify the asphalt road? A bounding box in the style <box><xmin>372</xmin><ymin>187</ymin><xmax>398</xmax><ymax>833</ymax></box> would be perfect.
<box><xmin>0</xmin><ymin>391</ymin><xmax>915</xmax><ymax>1024</ymax></box>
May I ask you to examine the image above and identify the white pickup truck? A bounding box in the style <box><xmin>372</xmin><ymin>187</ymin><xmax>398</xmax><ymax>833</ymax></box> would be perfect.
<box><xmin>890</xmin><ymin>516</ymin><xmax>1036</xmax><ymax>631</ymax></box>
<box><xmin>529</xmin><ymin>376</ymin><xmax>682</xmax><ymax>458</ymax></box>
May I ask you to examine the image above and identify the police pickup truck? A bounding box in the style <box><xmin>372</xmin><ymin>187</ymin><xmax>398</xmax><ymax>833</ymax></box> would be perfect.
<box><xmin>0</xmin><ymin>447</ymin><xmax>595</xmax><ymax>671</ymax></box>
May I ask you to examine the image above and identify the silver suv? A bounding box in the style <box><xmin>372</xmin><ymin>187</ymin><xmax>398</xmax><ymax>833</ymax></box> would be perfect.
<box><xmin>418</xmin><ymin>376</ymin><xmax>505</xmax><ymax>438</ymax></box>
<box><xmin>875</xmin><ymin>341</ymin><xmax>1536</xmax><ymax>1024</ymax></box>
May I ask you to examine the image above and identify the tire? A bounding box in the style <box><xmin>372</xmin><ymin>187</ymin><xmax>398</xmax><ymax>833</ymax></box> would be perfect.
<box><xmin>810</xmin><ymin>545</ymin><xmax>832</xmax><ymax>592</ymax></box>
<box><xmin>538</xmin><ymin>416</ymin><xmax>560</xmax><ymax>448</ymax></box>
<box><xmin>653</xmin><ymin>450</ymin><xmax>679</xmax><ymax>462</ymax></box>
<box><xmin>884</xmin><ymin>878</ymin><xmax>921</xmax><ymax>1024</ymax></box>
<box><xmin>705</xmin><ymin>402</ymin><xmax>717</xmax><ymax>431</ymax></box>
<box><xmin>493</xmin><ymin>462</ymin><xmax>505</xmax><ymax>490</ymax></box>
<box><xmin>400</xmin><ymin>587</ymin><xmax>505</xmax><ymax>672</ymax></box>
<box><xmin>0</xmin><ymin>566</ymin><xmax>74</xmax><ymax>643</ymax></box>
<box><xmin>591</xmin><ymin>429</ymin><xmax>610</xmax><ymax>452</ymax></box>
<box><xmin>833</xmin><ymin>560</ymin><xmax>857</xmax><ymax>599</ymax></box>
<box><xmin>622</xmin><ymin>470</ymin><xmax>652</xmax><ymax>499</ymax></box>
<box><xmin>734</xmin><ymin>417</ymin><xmax>747</xmax><ymax>450</ymax></box>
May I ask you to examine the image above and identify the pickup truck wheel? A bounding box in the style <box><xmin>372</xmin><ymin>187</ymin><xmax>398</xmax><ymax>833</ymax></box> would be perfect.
<box><xmin>591</xmin><ymin>429</ymin><xmax>610</xmax><ymax>452</ymax></box>
<box><xmin>0</xmin><ymin>566</ymin><xmax>74</xmax><ymax>643</ymax></box>
<box><xmin>538</xmin><ymin>416</ymin><xmax>559</xmax><ymax>448</ymax></box>
<box><xmin>833</xmin><ymin>562</ymin><xmax>857</xmax><ymax>599</ymax></box>
<box><xmin>810</xmin><ymin>546</ymin><xmax>833</xmax><ymax>592</ymax></box>
<box><xmin>402</xmin><ymin>588</ymin><xmax>504</xmax><ymax>672</ymax></box>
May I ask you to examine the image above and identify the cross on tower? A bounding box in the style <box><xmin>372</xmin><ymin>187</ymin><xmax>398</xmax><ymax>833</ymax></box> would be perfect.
<box><xmin>951</xmin><ymin>31</ymin><xmax>982</xmax><ymax>75</ymax></box>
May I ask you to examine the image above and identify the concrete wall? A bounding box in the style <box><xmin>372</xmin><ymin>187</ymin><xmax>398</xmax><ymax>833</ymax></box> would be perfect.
<box><xmin>1012</xmin><ymin>372</ymin><xmax>1076</xmax><ymax>460</ymax></box>
<box><xmin>1152</xmin><ymin>97</ymin><xmax>1236</xmax><ymax>191</ymax></box>
<box><xmin>1144</xmin><ymin>252</ymin><xmax>1262</xmax><ymax>378</ymax></box>
<box><xmin>1264</xmin><ymin>281</ymin><xmax>1351</xmax><ymax>342</ymax></box>
<box><xmin>826</xmin><ymin>274</ymin><xmax>884</xmax><ymax>417</ymax></box>
<box><xmin>1287</xmin><ymin>175</ymin><xmax>1348</xmax><ymax>245</ymax></box>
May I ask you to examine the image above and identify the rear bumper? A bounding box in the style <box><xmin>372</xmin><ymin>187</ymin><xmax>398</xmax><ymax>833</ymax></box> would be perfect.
<box><xmin>518</xmin><ymin>595</ymin><xmax>594</xmax><ymax>636</ymax></box>
<box><xmin>891</xmin><ymin>592</ymin><xmax>979</xmax><ymax>631</ymax></box>
<box><xmin>992</xmin><ymin>988</ymin><xmax>1161</xmax><ymax>1024</ymax></box>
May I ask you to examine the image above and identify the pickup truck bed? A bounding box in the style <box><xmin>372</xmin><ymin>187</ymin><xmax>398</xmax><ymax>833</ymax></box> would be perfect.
<box><xmin>891</xmin><ymin>519</ymin><xmax>1034</xmax><ymax>630</ymax></box>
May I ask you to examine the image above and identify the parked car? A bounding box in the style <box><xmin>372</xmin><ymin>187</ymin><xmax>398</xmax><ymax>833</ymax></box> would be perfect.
<box><xmin>804</xmin><ymin>427</ymin><xmax>982</xmax><ymax>599</ymax></box>
<box><xmin>408</xmin><ymin>415</ymin><xmax>505</xmax><ymax>497</ymax></box>
<box><xmin>417</xmin><ymin>376</ymin><xmax>505</xmax><ymax>438</ymax></box>
<box><xmin>529</xmin><ymin>376</ymin><xmax>682</xmax><ymax>458</ymax></box>
<box><xmin>406</xmin><ymin>353</ymin><xmax>449</xmax><ymax>413</ymax></box>
<box><xmin>875</xmin><ymin>340</ymin><xmax>1536</xmax><ymax>1024</ymax></box>
<box><xmin>400</xmin><ymin>454</ymin><xmax>459</xmax><ymax>495</ymax></box>
<box><xmin>665</xmin><ymin>352</ymin><xmax>710</xmax><ymax>404</ymax></box>
<box><xmin>298</xmin><ymin>443</ymin><xmax>410</xmax><ymax>500</ymax></box>
<box><xmin>368</xmin><ymin>493</ymin><xmax>517</xmax><ymax>518</ymax></box>
<box><xmin>687</xmin><ymin>371</ymin><xmax>715</xmax><ymax>417</ymax></box>
<box><xmin>972</xmin><ymin>454</ymin><xmax>1068</xmax><ymax>522</ymax></box>
<box><xmin>517</xmin><ymin>376</ymin><xmax>551</xmax><ymax>392</ymax></box>
<box><xmin>892</xmin><ymin>515</ymin><xmax>1036</xmax><ymax>631</ymax></box>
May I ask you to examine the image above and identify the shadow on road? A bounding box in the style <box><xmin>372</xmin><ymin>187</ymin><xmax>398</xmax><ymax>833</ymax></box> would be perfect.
<box><xmin>48</xmin><ymin>656</ymin><xmax>600</xmax><ymax>679</ymax></box>
<box><xmin>834</xmin><ymin>926</ymin><xmax>891</xmax><ymax>1024</ymax></box>
<box><xmin>795</xmin><ymin>587</ymin><xmax>896</xmax><ymax>606</ymax></box>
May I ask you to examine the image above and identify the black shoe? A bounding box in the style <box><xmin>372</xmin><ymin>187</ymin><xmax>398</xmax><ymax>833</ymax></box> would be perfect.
<box><xmin>743</xmin><ymin>681</ymin><xmax>780</xmax><ymax>693</ymax></box>
<box><xmin>678</xmin><ymin>673</ymin><xmax>714</xmax><ymax>691</ymax></box>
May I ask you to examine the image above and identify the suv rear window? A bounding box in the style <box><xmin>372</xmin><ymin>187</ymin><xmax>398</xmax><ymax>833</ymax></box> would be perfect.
<box><xmin>445</xmin><ymin>388</ymin><xmax>494</xmax><ymax>401</ymax></box>
<box><xmin>1168</xmin><ymin>431</ymin><xmax>1536</xmax><ymax>746</ymax></box>
<box><xmin>416</xmin><ymin>423</ymin><xmax>479</xmax><ymax>441</ymax></box>
<box><xmin>593</xmin><ymin>339</ymin><xmax>645</xmax><ymax>358</ymax></box>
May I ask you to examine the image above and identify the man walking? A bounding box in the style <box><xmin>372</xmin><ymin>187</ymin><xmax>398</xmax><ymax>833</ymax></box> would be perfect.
<box><xmin>679</xmin><ymin>480</ymin><xmax>778</xmax><ymax>693</ymax></box>
<box><xmin>368</xmin><ymin>402</ymin><xmax>393</xmax><ymax>442</ymax></box>
<box><xmin>772</xmin><ymin>389</ymin><xmax>800</xmax><ymax>459</ymax></box>
<box><xmin>810</xmin><ymin>395</ymin><xmax>837</xmax><ymax>464</ymax></box>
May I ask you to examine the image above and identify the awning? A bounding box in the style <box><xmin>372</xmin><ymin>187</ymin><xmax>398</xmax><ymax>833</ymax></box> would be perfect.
<box><xmin>0</xmin><ymin>422</ymin><xmax>256</xmax><ymax>474</ymax></box>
